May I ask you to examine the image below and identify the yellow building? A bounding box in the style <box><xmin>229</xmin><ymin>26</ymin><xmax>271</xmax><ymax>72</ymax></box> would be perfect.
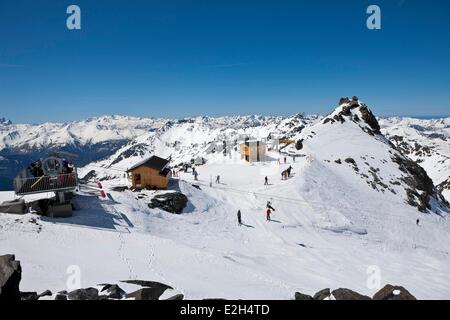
<box><xmin>240</xmin><ymin>140</ymin><xmax>266</xmax><ymax>162</ymax></box>
<box><xmin>127</xmin><ymin>156</ymin><xmax>172</xmax><ymax>190</ymax></box>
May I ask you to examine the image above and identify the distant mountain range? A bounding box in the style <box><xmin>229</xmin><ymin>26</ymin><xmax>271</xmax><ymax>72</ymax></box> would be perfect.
<box><xmin>1</xmin><ymin>111</ymin><xmax>450</xmax><ymax>203</ymax></box>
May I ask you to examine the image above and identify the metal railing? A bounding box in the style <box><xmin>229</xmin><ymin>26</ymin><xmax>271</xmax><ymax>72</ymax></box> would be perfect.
<box><xmin>14</xmin><ymin>171</ymin><xmax>78</xmax><ymax>196</ymax></box>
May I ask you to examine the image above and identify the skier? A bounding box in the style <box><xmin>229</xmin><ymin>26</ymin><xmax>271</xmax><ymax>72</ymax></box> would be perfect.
<box><xmin>416</xmin><ymin>219</ymin><xmax>420</xmax><ymax>226</ymax></box>
<box><xmin>264</xmin><ymin>176</ymin><xmax>269</xmax><ymax>185</ymax></box>
<box><xmin>194</xmin><ymin>171</ymin><xmax>199</xmax><ymax>181</ymax></box>
<box><xmin>287</xmin><ymin>165</ymin><xmax>292</xmax><ymax>177</ymax></box>
<box><xmin>216</xmin><ymin>175</ymin><xmax>220</xmax><ymax>184</ymax></box>
<box><xmin>284</xmin><ymin>156</ymin><xmax>287</xmax><ymax>164</ymax></box>
<box><xmin>266</xmin><ymin>201</ymin><xmax>275</xmax><ymax>211</ymax></box>
<box><xmin>237</xmin><ymin>210</ymin><xmax>242</xmax><ymax>226</ymax></box>
<box><xmin>266</xmin><ymin>208</ymin><xmax>272</xmax><ymax>221</ymax></box>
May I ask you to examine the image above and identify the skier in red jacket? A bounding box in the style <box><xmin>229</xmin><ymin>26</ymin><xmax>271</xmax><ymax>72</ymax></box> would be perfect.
<box><xmin>266</xmin><ymin>208</ymin><xmax>272</xmax><ymax>221</ymax></box>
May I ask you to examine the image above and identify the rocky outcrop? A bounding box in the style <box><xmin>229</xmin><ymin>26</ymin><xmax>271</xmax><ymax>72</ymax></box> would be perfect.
<box><xmin>1</xmin><ymin>255</ymin><xmax>183</xmax><ymax>300</ymax></box>
<box><xmin>331</xmin><ymin>288</ymin><xmax>371</xmax><ymax>300</ymax></box>
<box><xmin>0</xmin><ymin>254</ymin><xmax>22</xmax><ymax>300</ymax></box>
<box><xmin>68</xmin><ymin>287</ymin><xmax>99</xmax><ymax>300</ymax></box>
<box><xmin>126</xmin><ymin>288</ymin><xmax>165</xmax><ymax>300</ymax></box>
<box><xmin>0</xmin><ymin>199</ymin><xmax>26</xmax><ymax>214</ymax></box>
<box><xmin>295</xmin><ymin>139</ymin><xmax>304</xmax><ymax>150</ymax></box>
<box><xmin>359</xmin><ymin>105</ymin><xmax>381</xmax><ymax>135</ymax></box>
<box><xmin>339</xmin><ymin>97</ymin><xmax>350</xmax><ymax>105</ymax></box>
<box><xmin>313</xmin><ymin>288</ymin><xmax>331</xmax><ymax>300</ymax></box>
<box><xmin>437</xmin><ymin>179</ymin><xmax>450</xmax><ymax>194</ymax></box>
<box><xmin>100</xmin><ymin>284</ymin><xmax>126</xmax><ymax>299</ymax></box>
<box><xmin>295</xmin><ymin>285</ymin><xmax>417</xmax><ymax>301</ymax></box>
<box><xmin>391</xmin><ymin>153</ymin><xmax>439</xmax><ymax>212</ymax></box>
<box><xmin>294</xmin><ymin>292</ymin><xmax>314</xmax><ymax>300</ymax></box>
<box><xmin>166</xmin><ymin>293</ymin><xmax>184</xmax><ymax>300</ymax></box>
<box><xmin>20</xmin><ymin>292</ymin><xmax>38</xmax><ymax>300</ymax></box>
<box><xmin>55</xmin><ymin>293</ymin><xmax>68</xmax><ymax>300</ymax></box>
<box><xmin>148</xmin><ymin>192</ymin><xmax>188</xmax><ymax>214</ymax></box>
<box><xmin>38</xmin><ymin>289</ymin><xmax>52</xmax><ymax>298</ymax></box>
<box><xmin>373</xmin><ymin>284</ymin><xmax>416</xmax><ymax>300</ymax></box>
<box><xmin>122</xmin><ymin>280</ymin><xmax>173</xmax><ymax>300</ymax></box>
<box><xmin>324</xmin><ymin>97</ymin><xmax>382</xmax><ymax>136</ymax></box>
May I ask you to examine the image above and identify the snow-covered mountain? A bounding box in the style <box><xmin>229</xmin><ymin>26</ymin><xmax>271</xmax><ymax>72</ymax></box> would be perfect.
<box><xmin>79</xmin><ymin>114</ymin><xmax>320</xmax><ymax>177</ymax></box>
<box><xmin>0</xmin><ymin>115</ymin><xmax>167</xmax><ymax>190</ymax></box>
<box><xmin>380</xmin><ymin>117</ymin><xmax>450</xmax><ymax>202</ymax></box>
<box><xmin>1</xmin><ymin>97</ymin><xmax>449</xmax><ymax>300</ymax></box>
<box><xmin>281</xmin><ymin>98</ymin><xmax>449</xmax><ymax>214</ymax></box>
<box><xmin>81</xmin><ymin>98</ymin><xmax>448</xmax><ymax>214</ymax></box>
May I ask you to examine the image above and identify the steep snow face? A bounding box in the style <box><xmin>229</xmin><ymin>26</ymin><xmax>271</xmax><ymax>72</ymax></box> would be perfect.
<box><xmin>380</xmin><ymin>117</ymin><xmax>450</xmax><ymax>201</ymax></box>
<box><xmin>284</xmin><ymin>98</ymin><xmax>449</xmax><ymax>214</ymax></box>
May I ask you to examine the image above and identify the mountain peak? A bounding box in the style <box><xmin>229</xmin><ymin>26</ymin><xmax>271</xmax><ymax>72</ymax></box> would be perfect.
<box><xmin>0</xmin><ymin>117</ymin><xmax>12</xmax><ymax>125</ymax></box>
<box><xmin>323</xmin><ymin>97</ymin><xmax>381</xmax><ymax>135</ymax></box>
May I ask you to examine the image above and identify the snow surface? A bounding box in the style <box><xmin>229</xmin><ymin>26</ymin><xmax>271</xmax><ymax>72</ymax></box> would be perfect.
<box><xmin>1</xmin><ymin>155</ymin><xmax>449</xmax><ymax>299</ymax></box>
<box><xmin>1</xmin><ymin>103</ymin><xmax>450</xmax><ymax>299</ymax></box>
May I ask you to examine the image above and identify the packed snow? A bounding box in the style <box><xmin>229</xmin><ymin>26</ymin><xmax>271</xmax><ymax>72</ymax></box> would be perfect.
<box><xmin>1</xmin><ymin>101</ymin><xmax>449</xmax><ymax>299</ymax></box>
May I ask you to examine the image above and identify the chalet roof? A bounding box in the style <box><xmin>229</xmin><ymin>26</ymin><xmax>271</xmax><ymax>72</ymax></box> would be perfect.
<box><xmin>127</xmin><ymin>156</ymin><xmax>170</xmax><ymax>172</ymax></box>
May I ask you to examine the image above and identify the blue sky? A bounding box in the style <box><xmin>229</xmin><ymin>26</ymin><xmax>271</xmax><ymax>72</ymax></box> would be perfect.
<box><xmin>0</xmin><ymin>0</ymin><xmax>449</xmax><ymax>123</ymax></box>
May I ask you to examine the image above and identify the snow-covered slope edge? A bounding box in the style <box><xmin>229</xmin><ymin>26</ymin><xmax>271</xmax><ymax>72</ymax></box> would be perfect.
<box><xmin>380</xmin><ymin>117</ymin><xmax>450</xmax><ymax>202</ymax></box>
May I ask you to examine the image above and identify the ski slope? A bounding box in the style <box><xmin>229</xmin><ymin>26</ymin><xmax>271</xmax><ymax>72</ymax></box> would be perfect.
<box><xmin>1</xmin><ymin>151</ymin><xmax>450</xmax><ymax>299</ymax></box>
<box><xmin>1</xmin><ymin>100</ymin><xmax>449</xmax><ymax>299</ymax></box>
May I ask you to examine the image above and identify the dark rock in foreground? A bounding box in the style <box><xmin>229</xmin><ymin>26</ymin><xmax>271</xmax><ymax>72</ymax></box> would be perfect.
<box><xmin>294</xmin><ymin>292</ymin><xmax>314</xmax><ymax>300</ymax></box>
<box><xmin>68</xmin><ymin>287</ymin><xmax>99</xmax><ymax>300</ymax></box>
<box><xmin>55</xmin><ymin>294</ymin><xmax>68</xmax><ymax>300</ymax></box>
<box><xmin>38</xmin><ymin>289</ymin><xmax>52</xmax><ymax>298</ymax></box>
<box><xmin>166</xmin><ymin>293</ymin><xmax>184</xmax><ymax>300</ymax></box>
<box><xmin>126</xmin><ymin>287</ymin><xmax>167</xmax><ymax>300</ymax></box>
<box><xmin>101</xmin><ymin>284</ymin><xmax>126</xmax><ymax>299</ymax></box>
<box><xmin>21</xmin><ymin>292</ymin><xmax>38</xmax><ymax>300</ymax></box>
<box><xmin>313</xmin><ymin>288</ymin><xmax>331</xmax><ymax>300</ymax></box>
<box><xmin>0</xmin><ymin>199</ymin><xmax>26</xmax><ymax>214</ymax></box>
<box><xmin>122</xmin><ymin>280</ymin><xmax>173</xmax><ymax>300</ymax></box>
<box><xmin>0</xmin><ymin>254</ymin><xmax>22</xmax><ymax>300</ymax></box>
<box><xmin>332</xmin><ymin>288</ymin><xmax>371</xmax><ymax>300</ymax></box>
<box><xmin>373</xmin><ymin>284</ymin><xmax>417</xmax><ymax>300</ymax></box>
<box><xmin>148</xmin><ymin>192</ymin><xmax>188</xmax><ymax>214</ymax></box>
